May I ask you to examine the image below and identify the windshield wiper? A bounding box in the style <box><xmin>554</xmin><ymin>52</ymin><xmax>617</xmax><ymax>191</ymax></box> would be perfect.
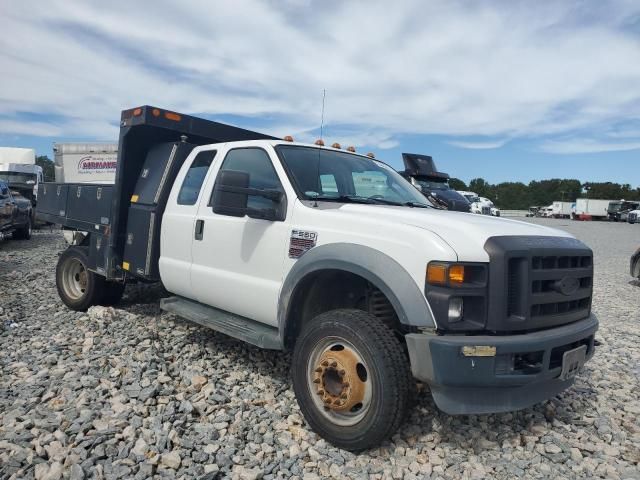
<box><xmin>310</xmin><ymin>195</ymin><xmax>376</xmax><ymax>204</ymax></box>
<box><xmin>310</xmin><ymin>195</ymin><xmax>432</xmax><ymax>208</ymax></box>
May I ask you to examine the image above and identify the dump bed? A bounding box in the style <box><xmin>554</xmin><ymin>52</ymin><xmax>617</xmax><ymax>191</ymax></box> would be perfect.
<box><xmin>37</xmin><ymin>105</ymin><xmax>276</xmax><ymax>281</ymax></box>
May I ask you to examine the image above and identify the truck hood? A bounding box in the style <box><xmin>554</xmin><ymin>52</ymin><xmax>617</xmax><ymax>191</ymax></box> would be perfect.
<box><xmin>319</xmin><ymin>203</ymin><xmax>572</xmax><ymax>262</ymax></box>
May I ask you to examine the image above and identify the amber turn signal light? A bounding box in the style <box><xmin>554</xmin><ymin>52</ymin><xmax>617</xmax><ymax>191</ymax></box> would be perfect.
<box><xmin>427</xmin><ymin>263</ymin><xmax>466</xmax><ymax>286</ymax></box>
<box><xmin>448</xmin><ymin>265</ymin><xmax>465</xmax><ymax>284</ymax></box>
<box><xmin>426</xmin><ymin>263</ymin><xmax>447</xmax><ymax>285</ymax></box>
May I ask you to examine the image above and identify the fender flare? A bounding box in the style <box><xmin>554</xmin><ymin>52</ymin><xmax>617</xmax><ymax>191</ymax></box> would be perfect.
<box><xmin>278</xmin><ymin>243</ymin><xmax>435</xmax><ymax>344</ymax></box>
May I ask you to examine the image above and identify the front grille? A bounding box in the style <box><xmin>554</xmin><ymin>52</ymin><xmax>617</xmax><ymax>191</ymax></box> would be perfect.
<box><xmin>630</xmin><ymin>212</ymin><xmax>638</xmax><ymax>222</ymax></box>
<box><xmin>484</xmin><ymin>236</ymin><xmax>594</xmax><ymax>332</ymax></box>
<box><xmin>507</xmin><ymin>254</ymin><xmax>593</xmax><ymax>329</ymax></box>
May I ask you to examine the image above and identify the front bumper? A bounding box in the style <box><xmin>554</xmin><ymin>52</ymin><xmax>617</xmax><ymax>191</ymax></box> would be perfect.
<box><xmin>406</xmin><ymin>314</ymin><xmax>598</xmax><ymax>414</ymax></box>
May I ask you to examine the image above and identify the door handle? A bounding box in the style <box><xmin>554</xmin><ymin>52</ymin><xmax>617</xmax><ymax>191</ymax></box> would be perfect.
<box><xmin>194</xmin><ymin>219</ymin><xmax>205</xmax><ymax>240</ymax></box>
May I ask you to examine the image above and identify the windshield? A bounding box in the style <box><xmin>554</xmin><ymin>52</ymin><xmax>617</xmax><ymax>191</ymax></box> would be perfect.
<box><xmin>463</xmin><ymin>194</ymin><xmax>480</xmax><ymax>203</ymax></box>
<box><xmin>0</xmin><ymin>171</ymin><xmax>37</xmax><ymax>184</ymax></box>
<box><xmin>276</xmin><ymin>145</ymin><xmax>433</xmax><ymax>207</ymax></box>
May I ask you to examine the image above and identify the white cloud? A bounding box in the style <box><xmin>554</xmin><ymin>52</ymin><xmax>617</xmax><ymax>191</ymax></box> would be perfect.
<box><xmin>0</xmin><ymin>0</ymin><xmax>639</xmax><ymax>153</ymax></box>
<box><xmin>539</xmin><ymin>138</ymin><xmax>640</xmax><ymax>154</ymax></box>
<box><xmin>447</xmin><ymin>139</ymin><xmax>508</xmax><ymax>149</ymax></box>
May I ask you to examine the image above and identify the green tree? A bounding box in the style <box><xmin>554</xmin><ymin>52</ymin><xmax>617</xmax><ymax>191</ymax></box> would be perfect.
<box><xmin>448</xmin><ymin>177</ymin><xmax>467</xmax><ymax>191</ymax></box>
<box><xmin>36</xmin><ymin>155</ymin><xmax>55</xmax><ymax>181</ymax></box>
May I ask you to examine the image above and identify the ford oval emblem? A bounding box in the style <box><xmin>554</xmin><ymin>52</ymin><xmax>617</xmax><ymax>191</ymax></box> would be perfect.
<box><xmin>555</xmin><ymin>276</ymin><xmax>580</xmax><ymax>296</ymax></box>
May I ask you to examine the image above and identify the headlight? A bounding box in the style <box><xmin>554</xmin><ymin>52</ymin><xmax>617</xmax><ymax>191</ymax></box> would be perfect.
<box><xmin>425</xmin><ymin>262</ymin><xmax>488</xmax><ymax>331</ymax></box>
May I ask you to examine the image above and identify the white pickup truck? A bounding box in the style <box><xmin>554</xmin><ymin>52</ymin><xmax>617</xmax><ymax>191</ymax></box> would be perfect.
<box><xmin>38</xmin><ymin>106</ymin><xmax>598</xmax><ymax>451</ymax></box>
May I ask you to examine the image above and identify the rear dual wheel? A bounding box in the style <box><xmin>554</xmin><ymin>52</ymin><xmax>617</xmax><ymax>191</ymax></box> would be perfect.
<box><xmin>292</xmin><ymin>309</ymin><xmax>413</xmax><ymax>451</ymax></box>
<box><xmin>56</xmin><ymin>247</ymin><xmax>125</xmax><ymax>311</ymax></box>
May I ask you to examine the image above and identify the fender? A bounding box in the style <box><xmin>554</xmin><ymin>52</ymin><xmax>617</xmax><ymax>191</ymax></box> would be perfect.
<box><xmin>278</xmin><ymin>243</ymin><xmax>435</xmax><ymax>344</ymax></box>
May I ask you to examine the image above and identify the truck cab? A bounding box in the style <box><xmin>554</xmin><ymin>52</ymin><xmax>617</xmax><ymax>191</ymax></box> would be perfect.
<box><xmin>38</xmin><ymin>106</ymin><xmax>598</xmax><ymax>451</ymax></box>
<box><xmin>0</xmin><ymin>180</ymin><xmax>33</xmax><ymax>241</ymax></box>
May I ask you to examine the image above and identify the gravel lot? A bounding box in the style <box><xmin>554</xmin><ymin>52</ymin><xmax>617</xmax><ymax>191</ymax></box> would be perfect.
<box><xmin>1</xmin><ymin>219</ymin><xmax>639</xmax><ymax>480</ymax></box>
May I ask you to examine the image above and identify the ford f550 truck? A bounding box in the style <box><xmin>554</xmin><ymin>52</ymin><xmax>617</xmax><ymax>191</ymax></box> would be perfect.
<box><xmin>38</xmin><ymin>106</ymin><xmax>598</xmax><ymax>451</ymax></box>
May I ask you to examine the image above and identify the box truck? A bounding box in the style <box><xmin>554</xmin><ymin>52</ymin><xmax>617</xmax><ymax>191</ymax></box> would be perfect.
<box><xmin>37</xmin><ymin>106</ymin><xmax>598</xmax><ymax>450</ymax></box>
<box><xmin>53</xmin><ymin>143</ymin><xmax>118</xmax><ymax>184</ymax></box>
<box><xmin>551</xmin><ymin>201</ymin><xmax>573</xmax><ymax>218</ymax></box>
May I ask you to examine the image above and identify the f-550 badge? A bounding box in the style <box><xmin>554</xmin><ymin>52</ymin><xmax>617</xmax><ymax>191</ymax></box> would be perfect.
<box><xmin>289</xmin><ymin>230</ymin><xmax>318</xmax><ymax>259</ymax></box>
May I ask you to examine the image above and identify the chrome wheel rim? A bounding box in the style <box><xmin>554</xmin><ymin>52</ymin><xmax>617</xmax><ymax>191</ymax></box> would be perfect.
<box><xmin>306</xmin><ymin>336</ymin><xmax>372</xmax><ymax>427</ymax></box>
<box><xmin>61</xmin><ymin>258</ymin><xmax>88</xmax><ymax>300</ymax></box>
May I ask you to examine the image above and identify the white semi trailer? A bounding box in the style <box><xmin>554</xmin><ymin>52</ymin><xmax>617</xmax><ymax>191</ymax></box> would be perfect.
<box><xmin>53</xmin><ymin>143</ymin><xmax>118</xmax><ymax>184</ymax></box>
<box><xmin>573</xmin><ymin>198</ymin><xmax>611</xmax><ymax>220</ymax></box>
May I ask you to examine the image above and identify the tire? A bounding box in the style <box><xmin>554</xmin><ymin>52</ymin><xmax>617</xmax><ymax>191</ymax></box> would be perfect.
<box><xmin>13</xmin><ymin>216</ymin><xmax>32</xmax><ymax>240</ymax></box>
<box><xmin>100</xmin><ymin>282</ymin><xmax>126</xmax><ymax>306</ymax></box>
<box><xmin>291</xmin><ymin>309</ymin><xmax>413</xmax><ymax>451</ymax></box>
<box><xmin>56</xmin><ymin>247</ymin><xmax>104</xmax><ymax>311</ymax></box>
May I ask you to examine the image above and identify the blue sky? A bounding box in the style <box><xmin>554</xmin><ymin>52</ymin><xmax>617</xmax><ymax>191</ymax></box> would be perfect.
<box><xmin>1</xmin><ymin>0</ymin><xmax>639</xmax><ymax>186</ymax></box>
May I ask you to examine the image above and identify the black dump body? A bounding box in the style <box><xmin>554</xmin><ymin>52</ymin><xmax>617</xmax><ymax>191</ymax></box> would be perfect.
<box><xmin>399</xmin><ymin>153</ymin><xmax>470</xmax><ymax>212</ymax></box>
<box><xmin>37</xmin><ymin>105</ymin><xmax>276</xmax><ymax>281</ymax></box>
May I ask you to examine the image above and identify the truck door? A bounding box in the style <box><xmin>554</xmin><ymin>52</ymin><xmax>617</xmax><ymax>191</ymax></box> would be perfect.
<box><xmin>190</xmin><ymin>146</ymin><xmax>289</xmax><ymax>326</ymax></box>
<box><xmin>159</xmin><ymin>148</ymin><xmax>218</xmax><ymax>298</ymax></box>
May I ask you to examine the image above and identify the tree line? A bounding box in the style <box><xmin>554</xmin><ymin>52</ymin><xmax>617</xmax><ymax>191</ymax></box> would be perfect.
<box><xmin>448</xmin><ymin>177</ymin><xmax>640</xmax><ymax>210</ymax></box>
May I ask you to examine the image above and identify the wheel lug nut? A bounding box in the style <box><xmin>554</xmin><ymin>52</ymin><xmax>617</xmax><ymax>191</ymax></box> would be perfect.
<box><xmin>321</xmin><ymin>361</ymin><xmax>329</xmax><ymax>367</ymax></box>
<box><xmin>331</xmin><ymin>361</ymin><xmax>337</xmax><ymax>367</ymax></box>
<box><xmin>313</xmin><ymin>378</ymin><xmax>321</xmax><ymax>384</ymax></box>
<box><xmin>333</xmin><ymin>399</ymin><xmax>341</xmax><ymax>405</ymax></box>
<box><xmin>324</xmin><ymin>398</ymin><xmax>332</xmax><ymax>404</ymax></box>
<box><xmin>314</xmin><ymin>367</ymin><xmax>322</xmax><ymax>373</ymax></box>
<box><xmin>339</xmin><ymin>369</ymin><xmax>346</xmax><ymax>375</ymax></box>
<box><xmin>317</xmin><ymin>390</ymin><xmax>324</xmax><ymax>395</ymax></box>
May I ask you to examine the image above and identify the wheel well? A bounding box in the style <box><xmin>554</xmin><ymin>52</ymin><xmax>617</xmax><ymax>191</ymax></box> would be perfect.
<box><xmin>284</xmin><ymin>269</ymin><xmax>407</xmax><ymax>349</ymax></box>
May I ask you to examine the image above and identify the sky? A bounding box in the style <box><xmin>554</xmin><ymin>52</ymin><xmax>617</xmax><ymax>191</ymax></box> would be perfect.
<box><xmin>1</xmin><ymin>0</ymin><xmax>640</xmax><ymax>187</ymax></box>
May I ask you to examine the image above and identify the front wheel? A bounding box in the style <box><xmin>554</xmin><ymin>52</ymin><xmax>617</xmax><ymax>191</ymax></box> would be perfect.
<box><xmin>56</xmin><ymin>247</ymin><xmax>104</xmax><ymax>311</ymax></box>
<box><xmin>292</xmin><ymin>309</ymin><xmax>413</xmax><ymax>451</ymax></box>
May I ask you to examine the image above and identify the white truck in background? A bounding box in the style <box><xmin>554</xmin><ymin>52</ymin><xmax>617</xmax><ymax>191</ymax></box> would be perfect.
<box><xmin>457</xmin><ymin>191</ymin><xmax>491</xmax><ymax>215</ymax></box>
<box><xmin>480</xmin><ymin>196</ymin><xmax>500</xmax><ymax>217</ymax></box>
<box><xmin>53</xmin><ymin>143</ymin><xmax>118</xmax><ymax>184</ymax></box>
<box><xmin>572</xmin><ymin>198</ymin><xmax>611</xmax><ymax>221</ymax></box>
<box><xmin>0</xmin><ymin>147</ymin><xmax>43</xmax><ymax>213</ymax></box>
<box><xmin>551</xmin><ymin>201</ymin><xmax>573</xmax><ymax>218</ymax></box>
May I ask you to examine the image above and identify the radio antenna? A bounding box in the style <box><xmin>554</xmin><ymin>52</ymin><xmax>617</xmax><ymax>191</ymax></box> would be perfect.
<box><xmin>320</xmin><ymin>89</ymin><xmax>326</xmax><ymax>141</ymax></box>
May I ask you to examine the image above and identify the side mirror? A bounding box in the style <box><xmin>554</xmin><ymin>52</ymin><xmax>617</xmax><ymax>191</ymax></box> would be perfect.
<box><xmin>211</xmin><ymin>170</ymin><xmax>284</xmax><ymax>220</ymax></box>
<box><xmin>211</xmin><ymin>170</ymin><xmax>250</xmax><ymax>217</ymax></box>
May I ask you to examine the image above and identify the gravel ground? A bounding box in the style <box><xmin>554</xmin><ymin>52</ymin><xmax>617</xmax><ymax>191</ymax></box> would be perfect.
<box><xmin>1</xmin><ymin>220</ymin><xmax>639</xmax><ymax>480</ymax></box>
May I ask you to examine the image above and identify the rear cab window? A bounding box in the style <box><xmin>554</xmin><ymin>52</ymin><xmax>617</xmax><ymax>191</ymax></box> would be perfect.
<box><xmin>177</xmin><ymin>150</ymin><xmax>217</xmax><ymax>205</ymax></box>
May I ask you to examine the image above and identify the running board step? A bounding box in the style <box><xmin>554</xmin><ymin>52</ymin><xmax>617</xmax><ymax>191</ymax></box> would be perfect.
<box><xmin>160</xmin><ymin>296</ymin><xmax>282</xmax><ymax>350</ymax></box>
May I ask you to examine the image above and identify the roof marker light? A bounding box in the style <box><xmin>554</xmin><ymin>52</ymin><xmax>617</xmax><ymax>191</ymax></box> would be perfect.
<box><xmin>283</xmin><ymin>135</ymin><xmax>294</xmax><ymax>142</ymax></box>
<box><xmin>152</xmin><ymin>108</ymin><xmax>160</xmax><ymax>117</ymax></box>
<box><xmin>331</xmin><ymin>142</ymin><xmax>341</xmax><ymax>149</ymax></box>
<box><xmin>346</xmin><ymin>146</ymin><xmax>356</xmax><ymax>152</ymax></box>
<box><xmin>165</xmin><ymin>112</ymin><xmax>181</xmax><ymax>122</ymax></box>
<box><xmin>132</xmin><ymin>108</ymin><xmax>142</xmax><ymax>116</ymax></box>
<box><xmin>366</xmin><ymin>152</ymin><xmax>375</xmax><ymax>158</ymax></box>
<box><xmin>315</xmin><ymin>139</ymin><xmax>325</xmax><ymax>146</ymax></box>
